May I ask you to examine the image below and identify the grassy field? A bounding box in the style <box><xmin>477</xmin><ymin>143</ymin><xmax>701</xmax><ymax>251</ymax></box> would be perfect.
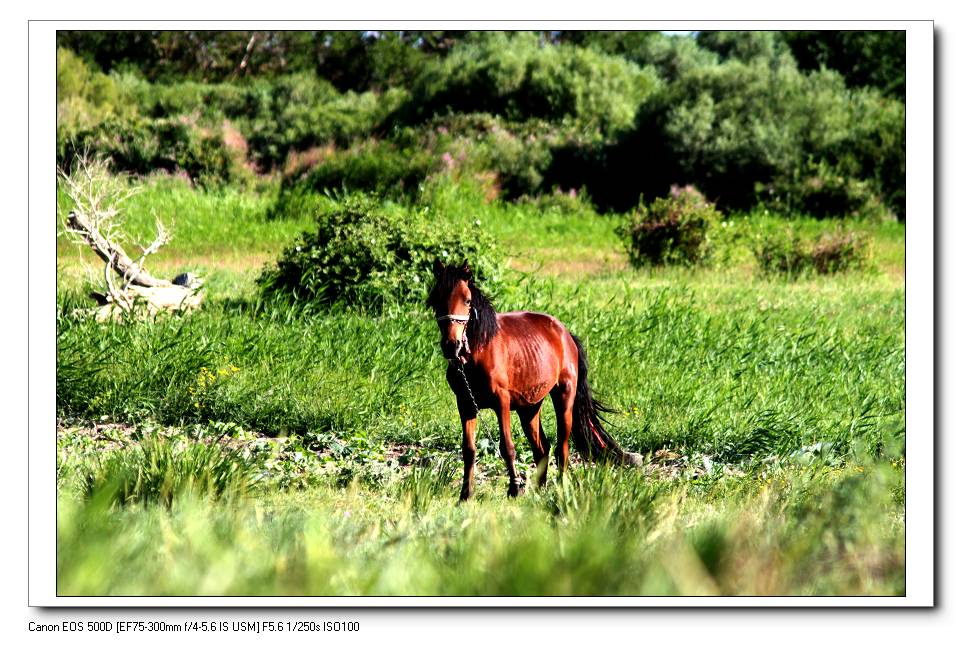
<box><xmin>56</xmin><ymin>177</ymin><xmax>905</xmax><ymax>596</ymax></box>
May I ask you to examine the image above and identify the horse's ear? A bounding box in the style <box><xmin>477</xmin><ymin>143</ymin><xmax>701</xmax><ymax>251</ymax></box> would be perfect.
<box><xmin>460</xmin><ymin>260</ymin><xmax>471</xmax><ymax>277</ymax></box>
<box><xmin>433</xmin><ymin>258</ymin><xmax>444</xmax><ymax>278</ymax></box>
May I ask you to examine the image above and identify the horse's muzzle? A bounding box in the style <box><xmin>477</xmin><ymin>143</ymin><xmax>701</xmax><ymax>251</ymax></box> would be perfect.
<box><xmin>442</xmin><ymin>338</ymin><xmax>470</xmax><ymax>364</ymax></box>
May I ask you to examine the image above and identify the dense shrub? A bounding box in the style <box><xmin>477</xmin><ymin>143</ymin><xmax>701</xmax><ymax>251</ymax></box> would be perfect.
<box><xmin>619</xmin><ymin>186</ymin><xmax>722</xmax><ymax>266</ymax></box>
<box><xmin>696</xmin><ymin>31</ymin><xmax>792</xmax><ymax>63</ymax></box>
<box><xmin>257</xmin><ymin>194</ymin><xmax>504</xmax><ymax>309</ymax></box>
<box><xmin>760</xmin><ymin>158</ymin><xmax>893</xmax><ymax>220</ymax></box>
<box><xmin>240</xmin><ymin>77</ymin><xmax>406</xmax><ymax>170</ymax></box>
<box><xmin>831</xmin><ymin>88</ymin><xmax>906</xmax><ymax>218</ymax></box>
<box><xmin>57</xmin><ymin>48</ymin><xmax>134</xmax><ymax>157</ymax></box>
<box><xmin>655</xmin><ymin>59</ymin><xmax>836</xmax><ymax>208</ymax></box>
<box><xmin>397</xmin><ymin>32</ymin><xmax>659</xmax><ymax>136</ymax></box>
<box><xmin>622</xmin><ymin>56</ymin><xmax>905</xmax><ymax>217</ymax></box>
<box><xmin>472</xmin><ymin>125</ymin><xmax>555</xmax><ymax>199</ymax></box>
<box><xmin>291</xmin><ymin>141</ymin><xmax>439</xmax><ymax>200</ymax></box>
<box><xmin>516</xmin><ymin>187</ymin><xmax>597</xmax><ymax>217</ymax></box>
<box><xmin>131</xmin><ymin>74</ymin><xmax>406</xmax><ymax>171</ymax></box>
<box><xmin>415</xmin><ymin>114</ymin><xmax>574</xmax><ymax>201</ymax></box>
<box><xmin>131</xmin><ymin>77</ymin><xmax>253</xmax><ymax>120</ymax></box>
<box><xmin>754</xmin><ymin>227</ymin><xmax>869</xmax><ymax>276</ymax></box>
<box><xmin>265</xmin><ymin>184</ymin><xmax>331</xmax><ymax>221</ymax></box>
<box><xmin>56</xmin><ymin>34</ymin><xmax>904</xmax><ymax>221</ymax></box>
<box><xmin>556</xmin><ymin>32</ymin><xmax>720</xmax><ymax>83</ymax></box>
<box><xmin>783</xmin><ymin>30</ymin><xmax>905</xmax><ymax>100</ymax></box>
<box><xmin>60</xmin><ymin>117</ymin><xmax>247</xmax><ymax>187</ymax></box>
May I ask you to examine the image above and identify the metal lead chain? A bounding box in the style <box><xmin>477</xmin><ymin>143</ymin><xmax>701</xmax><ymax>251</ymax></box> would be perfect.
<box><xmin>454</xmin><ymin>361</ymin><xmax>522</xmax><ymax>488</ymax></box>
<box><xmin>454</xmin><ymin>360</ymin><xmax>493</xmax><ymax>450</ymax></box>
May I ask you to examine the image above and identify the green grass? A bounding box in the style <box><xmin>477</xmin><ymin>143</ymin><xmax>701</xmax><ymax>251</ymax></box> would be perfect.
<box><xmin>57</xmin><ymin>432</ymin><xmax>904</xmax><ymax>596</ymax></box>
<box><xmin>55</xmin><ymin>177</ymin><xmax>905</xmax><ymax>596</ymax></box>
<box><xmin>57</xmin><ymin>277</ymin><xmax>903</xmax><ymax>458</ymax></box>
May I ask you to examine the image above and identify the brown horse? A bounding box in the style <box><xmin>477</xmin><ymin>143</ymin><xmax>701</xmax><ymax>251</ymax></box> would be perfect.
<box><xmin>427</xmin><ymin>260</ymin><xmax>642</xmax><ymax>500</ymax></box>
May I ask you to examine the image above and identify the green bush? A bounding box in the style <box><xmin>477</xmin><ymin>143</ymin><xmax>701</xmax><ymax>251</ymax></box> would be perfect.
<box><xmin>56</xmin><ymin>35</ymin><xmax>904</xmax><ymax>220</ymax></box>
<box><xmin>557</xmin><ymin>32</ymin><xmax>720</xmax><ymax>83</ymax></box>
<box><xmin>832</xmin><ymin>88</ymin><xmax>905</xmax><ymax>218</ymax></box>
<box><xmin>414</xmin><ymin>113</ymin><xmax>566</xmax><ymax>200</ymax></box>
<box><xmin>132</xmin><ymin>78</ymin><xmax>250</xmax><ymax>119</ymax></box>
<box><xmin>130</xmin><ymin>73</ymin><xmax>405</xmax><ymax>172</ymax></box>
<box><xmin>473</xmin><ymin>125</ymin><xmax>554</xmax><ymax>199</ymax></box>
<box><xmin>516</xmin><ymin>187</ymin><xmax>597</xmax><ymax>217</ymax></box>
<box><xmin>292</xmin><ymin>141</ymin><xmax>438</xmax><ymax>200</ymax></box>
<box><xmin>257</xmin><ymin>194</ymin><xmax>504</xmax><ymax>309</ymax></box>
<box><xmin>760</xmin><ymin>158</ymin><xmax>893</xmax><ymax>220</ymax></box>
<box><xmin>265</xmin><ymin>184</ymin><xmax>331</xmax><ymax>221</ymax></box>
<box><xmin>59</xmin><ymin>116</ymin><xmax>247</xmax><ymax>187</ymax></box>
<box><xmin>696</xmin><ymin>31</ymin><xmax>792</xmax><ymax>63</ymax></box>
<box><xmin>398</xmin><ymin>32</ymin><xmax>658</xmax><ymax>136</ymax></box>
<box><xmin>241</xmin><ymin>76</ymin><xmax>404</xmax><ymax>170</ymax></box>
<box><xmin>640</xmin><ymin>56</ymin><xmax>904</xmax><ymax>216</ymax></box>
<box><xmin>754</xmin><ymin>227</ymin><xmax>869</xmax><ymax>277</ymax></box>
<box><xmin>57</xmin><ymin>47</ymin><xmax>134</xmax><ymax>157</ymax></box>
<box><xmin>619</xmin><ymin>186</ymin><xmax>722</xmax><ymax>266</ymax></box>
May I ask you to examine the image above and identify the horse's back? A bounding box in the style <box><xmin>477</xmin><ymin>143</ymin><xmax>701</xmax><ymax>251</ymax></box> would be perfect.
<box><xmin>496</xmin><ymin>311</ymin><xmax>568</xmax><ymax>343</ymax></box>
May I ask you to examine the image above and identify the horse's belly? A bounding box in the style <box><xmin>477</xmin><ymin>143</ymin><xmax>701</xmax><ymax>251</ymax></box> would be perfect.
<box><xmin>510</xmin><ymin>380</ymin><xmax>553</xmax><ymax>407</ymax></box>
<box><xmin>506</xmin><ymin>359</ymin><xmax>557</xmax><ymax>407</ymax></box>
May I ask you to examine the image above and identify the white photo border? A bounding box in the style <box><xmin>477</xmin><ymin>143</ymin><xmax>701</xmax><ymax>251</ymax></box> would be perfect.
<box><xmin>28</xmin><ymin>19</ymin><xmax>933</xmax><ymax>607</ymax></box>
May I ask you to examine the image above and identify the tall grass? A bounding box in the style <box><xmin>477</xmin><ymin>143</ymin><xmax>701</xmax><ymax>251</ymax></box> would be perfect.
<box><xmin>57</xmin><ymin>274</ymin><xmax>904</xmax><ymax>463</ymax></box>
<box><xmin>72</xmin><ymin>436</ymin><xmax>262</xmax><ymax>507</ymax></box>
<box><xmin>57</xmin><ymin>458</ymin><xmax>904</xmax><ymax>596</ymax></box>
<box><xmin>55</xmin><ymin>178</ymin><xmax>905</xmax><ymax>597</ymax></box>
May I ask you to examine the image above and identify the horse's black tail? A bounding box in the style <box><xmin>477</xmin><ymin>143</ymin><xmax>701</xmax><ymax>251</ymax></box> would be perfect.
<box><xmin>570</xmin><ymin>335</ymin><xmax>644</xmax><ymax>468</ymax></box>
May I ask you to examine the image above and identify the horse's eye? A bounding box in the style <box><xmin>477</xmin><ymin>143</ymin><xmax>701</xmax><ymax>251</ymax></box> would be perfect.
<box><xmin>465</xmin><ymin>299</ymin><xmax>472</xmax><ymax>306</ymax></box>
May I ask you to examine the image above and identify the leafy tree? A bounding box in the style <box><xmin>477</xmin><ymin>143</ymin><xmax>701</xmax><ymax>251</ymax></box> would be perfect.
<box><xmin>783</xmin><ymin>30</ymin><xmax>905</xmax><ymax>99</ymax></box>
<box><xmin>557</xmin><ymin>31</ymin><xmax>718</xmax><ymax>82</ymax></box>
<box><xmin>395</xmin><ymin>32</ymin><xmax>659</xmax><ymax>135</ymax></box>
<box><xmin>553</xmin><ymin>30</ymin><xmax>663</xmax><ymax>56</ymax></box>
<box><xmin>57</xmin><ymin>31</ymin><xmax>160</xmax><ymax>76</ymax></box>
<box><xmin>696</xmin><ymin>31</ymin><xmax>792</xmax><ymax>64</ymax></box>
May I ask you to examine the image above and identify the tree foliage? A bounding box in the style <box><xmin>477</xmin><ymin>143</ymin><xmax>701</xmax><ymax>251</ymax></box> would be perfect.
<box><xmin>57</xmin><ymin>30</ymin><xmax>906</xmax><ymax>219</ymax></box>
<box><xmin>783</xmin><ymin>30</ymin><xmax>905</xmax><ymax>99</ymax></box>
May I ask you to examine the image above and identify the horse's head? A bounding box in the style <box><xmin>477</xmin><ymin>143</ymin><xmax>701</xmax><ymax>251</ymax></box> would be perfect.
<box><xmin>427</xmin><ymin>259</ymin><xmax>474</xmax><ymax>363</ymax></box>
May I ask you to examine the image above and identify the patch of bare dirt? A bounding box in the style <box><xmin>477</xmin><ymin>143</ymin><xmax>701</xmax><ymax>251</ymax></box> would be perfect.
<box><xmin>507</xmin><ymin>253</ymin><xmax>628</xmax><ymax>278</ymax></box>
<box><xmin>282</xmin><ymin>145</ymin><xmax>335</xmax><ymax>179</ymax></box>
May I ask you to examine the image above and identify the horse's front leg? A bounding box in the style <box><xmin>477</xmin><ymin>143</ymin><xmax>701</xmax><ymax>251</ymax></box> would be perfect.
<box><xmin>458</xmin><ymin>405</ymin><xmax>478</xmax><ymax>502</ymax></box>
<box><xmin>496</xmin><ymin>394</ymin><xmax>522</xmax><ymax>497</ymax></box>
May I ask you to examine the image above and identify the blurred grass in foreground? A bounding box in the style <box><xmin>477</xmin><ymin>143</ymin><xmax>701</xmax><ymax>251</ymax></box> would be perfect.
<box><xmin>58</xmin><ymin>449</ymin><xmax>904</xmax><ymax>596</ymax></box>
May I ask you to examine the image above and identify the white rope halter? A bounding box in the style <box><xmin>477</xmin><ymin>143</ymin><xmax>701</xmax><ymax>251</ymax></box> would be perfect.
<box><xmin>436</xmin><ymin>309</ymin><xmax>475</xmax><ymax>358</ymax></box>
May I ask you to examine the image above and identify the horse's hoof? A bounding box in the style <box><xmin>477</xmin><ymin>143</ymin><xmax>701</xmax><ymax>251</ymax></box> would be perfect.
<box><xmin>534</xmin><ymin>457</ymin><xmax>550</xmax><ymax>487</ymax></box>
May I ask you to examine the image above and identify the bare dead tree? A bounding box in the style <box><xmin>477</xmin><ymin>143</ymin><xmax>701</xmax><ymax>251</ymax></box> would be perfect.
<box><xmin>59</xmin><ymin>155</ymin><xmax>204</xmax><ymax>321</ymax></box>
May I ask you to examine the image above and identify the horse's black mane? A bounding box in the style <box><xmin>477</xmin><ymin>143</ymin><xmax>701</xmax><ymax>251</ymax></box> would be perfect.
<box><xmin>427</xmin><ymin>263</ymin><xmax>499</xmax><ymax>350</ymax></box>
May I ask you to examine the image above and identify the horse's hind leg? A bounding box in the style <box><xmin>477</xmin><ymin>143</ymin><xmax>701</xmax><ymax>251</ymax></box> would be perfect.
<box><xmin>551</xmin><ymin>379</ymin><xmax>575</xmax><ymax>474</ymax></box>
<box><xmin>518</xmin><ymin>403</ymin><xmax>550</xmax><ymax>488</ymax></box>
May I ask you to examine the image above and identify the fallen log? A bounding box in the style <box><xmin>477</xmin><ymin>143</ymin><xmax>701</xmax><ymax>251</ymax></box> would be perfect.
<box><xmin>66</xmin><ymin>210</ymin><xmax>204</xmax><ymax>321</ymax></box>
<box><xmin>67</xmin><ymin>210</ymin><xmax>172</xmax><ymax>288</ymax></box>
<box><xmin>91</xmin><ymin>278</ymin><xmax>204</xmax><ymax>322</ymax></box>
